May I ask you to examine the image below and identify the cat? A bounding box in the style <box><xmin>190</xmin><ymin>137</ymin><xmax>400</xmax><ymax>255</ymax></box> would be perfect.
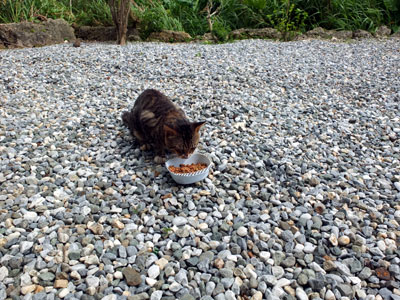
<box><xmin>122</xmin><ymin>89</ymin><xmax>205</xmax><ymax>163</ymax></box>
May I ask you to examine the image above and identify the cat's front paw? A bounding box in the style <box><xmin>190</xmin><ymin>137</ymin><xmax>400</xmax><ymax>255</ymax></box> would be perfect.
<box><xmin>154</xmin><ymin>156</ymin><xmax>166</xmax><ymax>164</ymax></box>
<box><xmin>140</xmin><ymin>144</ymin><xmax>151</xmax><ymax>151</ymax></box>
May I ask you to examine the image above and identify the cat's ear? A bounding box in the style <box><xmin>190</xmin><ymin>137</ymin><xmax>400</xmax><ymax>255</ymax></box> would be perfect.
<box><xmin>192</xmin><ymin>121</ymin><xmax>206</xmax><ymax>133</ymax></box>
<box><xmin>164</xmin><ymin>125</ymin><xmax>178</xmax><ymax>137</ymax></box>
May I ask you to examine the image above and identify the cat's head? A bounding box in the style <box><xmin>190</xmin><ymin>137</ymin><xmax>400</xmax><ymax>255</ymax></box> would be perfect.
<box><xmin>164</xmin><ymin>121</ymin><xmax>206</xmax><ymax>158</ymax></box>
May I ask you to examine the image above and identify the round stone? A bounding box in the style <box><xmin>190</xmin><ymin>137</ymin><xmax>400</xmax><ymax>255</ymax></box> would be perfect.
<box><xmin>237</xmin><ymin>226</ymin><xmax>248</xmax><ymax>237</ymax></box>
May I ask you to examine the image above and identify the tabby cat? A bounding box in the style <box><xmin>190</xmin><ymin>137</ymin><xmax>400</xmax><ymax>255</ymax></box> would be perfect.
<box><xmin>122</xmin><ymin>89</ymin><xmax>205</xmax><ymax>163</ymax></box>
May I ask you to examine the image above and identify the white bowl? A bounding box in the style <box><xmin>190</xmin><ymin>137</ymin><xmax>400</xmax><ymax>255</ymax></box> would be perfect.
<box><xmin>165</xmin><ymin>153</ymin><xmax>211</xmax><ymax>185</ymax></box>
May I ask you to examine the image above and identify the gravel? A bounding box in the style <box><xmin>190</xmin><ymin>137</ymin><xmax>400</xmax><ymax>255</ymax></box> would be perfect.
<box><xmin>1</xmin><ymin>38</ymin><xmax>400</xmax><ymax>300</ymax></box>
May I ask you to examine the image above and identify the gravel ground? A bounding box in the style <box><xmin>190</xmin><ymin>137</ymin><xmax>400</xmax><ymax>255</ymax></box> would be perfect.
<box><xmin>1</xmin><ymin>38</ymin><xmax>400</xmax><ymax>300</ymax></box>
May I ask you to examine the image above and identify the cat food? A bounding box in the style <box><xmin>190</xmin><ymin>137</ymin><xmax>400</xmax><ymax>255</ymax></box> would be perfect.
<box><xmin>166</xmin><ymin>153</ymin><xmax>211</xmax><ymax>184</ymax></box>
<box><xmin>169</xmin><ymin>163</ymin><xmax>208</xmax><ymax>174</ymax></box>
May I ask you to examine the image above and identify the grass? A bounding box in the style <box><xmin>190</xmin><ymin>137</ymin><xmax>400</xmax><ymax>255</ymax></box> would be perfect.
<box><xmin>0</xmin><ymin>0</ymin><xmax>399</xmax><ymax>40</ymax></box>
<box><xmin>0</xmin><ymin>0</ymin><xmax>112</xmax><ymax>26</ymax></box>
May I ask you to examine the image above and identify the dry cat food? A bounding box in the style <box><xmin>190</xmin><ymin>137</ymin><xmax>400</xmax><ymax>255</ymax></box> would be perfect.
<box><xmin>169</xmin><ymin>163</ymin><xmax>207</xmax><ymax>174</ymax></box>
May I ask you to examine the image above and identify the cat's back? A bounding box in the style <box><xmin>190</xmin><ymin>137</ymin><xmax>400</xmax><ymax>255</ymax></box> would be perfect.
<box><xmin>133</xmin><ymin>89</ymin><xmax>182</xmax><ymax>118</ymax></box>
<box><xmin>134</xmin><ymin>89</ymin><xmax>173</xmax><ymax>109</ymax></box>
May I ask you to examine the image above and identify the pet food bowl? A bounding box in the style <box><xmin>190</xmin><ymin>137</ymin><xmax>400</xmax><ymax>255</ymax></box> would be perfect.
<box><xmin>165</xmin><ymin>153</ymin><xmax>211</xmax><ymax>185</ymax></box>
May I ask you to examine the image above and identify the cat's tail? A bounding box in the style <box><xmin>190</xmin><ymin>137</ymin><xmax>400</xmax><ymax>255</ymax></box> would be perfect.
<box><xmin>122</xmin><ymin>111</ymin><xmax>132</xmax><ymax>127</ymax></box>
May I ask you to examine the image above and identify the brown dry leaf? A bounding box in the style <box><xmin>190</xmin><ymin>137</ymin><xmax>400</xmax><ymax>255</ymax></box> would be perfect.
<box><xmin>323</xmin><ymin>255</ymin><xmax>334</xmax><ymax>261</ymax></box>
<box><xmin>161</xmin><ymin>193</ymin><xmax>172</xmax><ymax>200</ymax></box>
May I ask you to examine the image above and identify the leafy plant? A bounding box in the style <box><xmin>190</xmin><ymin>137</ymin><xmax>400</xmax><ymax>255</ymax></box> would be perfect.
<box><xmin>0</xmin><ymin>0</ymin><xmax>112</xmax><ymax>25</ymax></box>
<box><xmin>0</xmin><ymin>0</ymin><xmax>399</xmax><ymax>37</ymax></box>
<box><xmin>211</xmin><ymin>16</ymin><xmax>231</xmax><ymax>41</ymax></box>
<box><xmin>218</xmin><ymin>0</ymin><xmax>266</xmax><ymax>29</ymax></box>
<box><xmin>162</xmin><ymin>0</ymin><xmax>208</xmax><ymax>36</ymax></box>
<box><xmin>71</xmin><ymin>0</ymin><xmax>112</xmax><ymax>26</ymax></box>
<box><xmin>321</xmin><ymin>0</ymin><xmax>384</xmax><ymax>31</ymax></box>
<box><xmin>266</xmin><ymin>0</ymin><xmax>308</xmax><ymax>40</ymax></box>
<box><xmin>130</xmin><ymin>1</ymin><xmax>183</xmax><ymax>39</ymax></box>
<box><xmin>161</xmin><ymin>227</ymin><xmax>173</xmax><ymax>236</ymax></box>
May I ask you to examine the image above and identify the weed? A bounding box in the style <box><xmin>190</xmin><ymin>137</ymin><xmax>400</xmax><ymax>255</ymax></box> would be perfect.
<box><xmin>212</xmin><ymin>16</ymin><xmax>231</xmax><ymax>41</ymax></box>
<box><xmin>131</xmin><ymin>2</ymin><xmax>183</xmax><ymax>39</ymax></box>
<box><xmin>0</xmin><ymin>0</ymin><xmax>399</xmax><ymax>37</ymax></box>
<box><xmin>266</xmin><ymin>0</ymin><xmax>308</xmax><ymax>40</ymax></box>
<box><xmin>0</xmin><ymin>0</ymin><xmax>112</xmax><ymax>25</ymax></box>
<box><xmin>161</xmin><ymin>227</ymin><xmax>173</xmax><ymax>235</ymax></box>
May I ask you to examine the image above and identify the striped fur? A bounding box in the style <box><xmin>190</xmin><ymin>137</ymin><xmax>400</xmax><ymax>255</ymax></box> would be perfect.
<box><xmin>122</xmin><ymin>89</ymin><xmax>205</xmax><ymax>160</ymax></box>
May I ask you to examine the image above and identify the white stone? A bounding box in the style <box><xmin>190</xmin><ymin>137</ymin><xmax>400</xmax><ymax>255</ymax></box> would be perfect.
<box><xmin>0</xmin><ymin>266</ymin><xmax>9</xmax><ymax>282</ymax></box>
<box><xmin>86</xmin><ymin>286</ymin><xmax>96</xmax><ymax>296</ymax></box>
<box><xmin>169</xmin><ymin>281</ymin><xmax>182</xmax><ymax>292</ymax></box>
<box><xmin>155</xmin><ymin>258</ymin><xmax>169</xmax><ymax>270</ymax></box>
<box><xmin>225</xmin><ymin>290</ymin><xmax>236</xmax><ymax>300</ymax></box>
<box><xmin>19</xmin><ymin>272</ymin><xmax>31</xmax><ymax>286</ymax></box>
<box><xmin>356</xmin><ymin>289</ymin><xmax>367</xmax><ymax>299</ymax></box>
<box><xmin>309</xmin><ymin>262</ymin><xmax>326</xmax><ymax>274</ymax></box>
<box><xmin>58</xmin><ymin>288</ymin><xmax>69</xmax><ymax>298</ymax></box>
<box><xmin>86</xmin><ymin>254</ymin><xmax>100</xmax><ymax>265</ymax></box>
<box><xmin>349</xmin><ymin>276</ymin><xmax>362</xmax><ymax>285</ymax></box>
<box><xmin>114</xmin><ymin>271</ymin><xmax>123</xmax><ymax>279</ymax></box>
<box><xmin>209</xmin><ymin>241</ymin><xmax>220</xmax><ymax>249</ymax></box>
<box><xmin>58</xmin><ymin>232</ymin><xmax>69</xmax><ymax>243</ymax></box>
<box><xmin>54</xmin><ymin>188</ymin><xmax>69</xmax><ymax>200</ymax></box>
<box><xmin>227</xmin><ymin>255</ymin><xmax>237</xmax><ymax>262</ymax></box>
<box><xmin>335</xmin><ymin>262</ymin><xmax>352</xmax><ymax>276</ymax></box>
<box><xmin>325</xmin><ymin>290</ymin><xmax>336</xmax><ymax>300</ymax></box>
<box><xmin>21</xmin><ymin>285</ymin><xmax>36</xmax><ymax>295</ymax></box>
<box><xmin>81</xmin><ymin>206</ymin><xmax>91</xmax><ymax>216</ymax></box>
<box><xmin>259</xmin><ymin>251</ymin><xmax>270</xmax><ymax>262</ymax></box>
<box><xmin>244</xmin><ymin>266</ymin><xmax>257</xmax><ymax>279</ymax></box>
<box><xmin>271</xmin><ymin>266</ymin><xmax>284</xmax><ymax>279</ymax></box>
<box><xmin>272</xmin><ymin>286</ymin><xmax>285</xmax><ymax>298</ymax></box>
<box><xmin>296</xmin><ymin>287</ymin><xmax>308</xmax><ymax>300</ymax></box>
<box><xmin>251</xmin><ymin>291</ymin><xmax>263</xmax><ymax>300</ymax></box>
<box><xmin>23</xmin><ymin>211</ymin><xmax>38</xmax><ymax>222</ymax></box>
<box><xmin>70</xmin><ymin>271</ymin><xmax>81</xmax><ymax>280</ymax></box>
<box><xmin>172</xmin><ymin>216</ymin><xmax>187</xmax><ymax>226</ymax></box>
<box><xmin>86</xmin><ymin>276</ymin><xmax>100</xmax><ymax>288</ymax></box>
<box><xmin>198</xmin><ymin>212</ymin><xmax>207</xmax><ymax>219</ymax></box>
<box><xmin>237</xmin><ymin>226</ymin><xmax>248</xmax><ymax>237</ymax></box>
<box><xmin>198</xmin><ymin>223</ymin><xmax>208</xmax><ymax>230</ymax></box>
<box><xmin>301</xmin><ymin>213</ymin><xmax>312</xmax><ymax>220</ymax></box>
<box><xmin>101</xmin><ymin>295</ymin><xmax>117</xmax><ymax>300</ymax></box>
<box><xmin>294</xmin><ymin>244</ymin><xmax>304</xmax><ymax>252</ymax></box>
<box><xmin>150</xmin><ymin>290</ymin><xmax>163</xmax><ymax>300</ymax></box>
<box><xmin>377</xmin><ymin>240</ymin><xmax>386</xmax><ymax>251</ymax></box>
<box><xmin>303</xmin><ymin>242</ymin><xmax>316</xmax><ymax>253</ymax></box>
<box><xmin>182</xmin><ymin>250</ymin><xmax>191</xmax><ymax>260</ymax></box>
<box><xmin>329</xmin><ymin>234</ymin><xmax>338</xmax><ymax>246</ymax></box>
<box><xmin>275</xmin><ymin>278</ymin><xmax>291</xmax><ymax>288</ymax></box>
<box><xmin>146</xmin><ymin>277</ymin><xmax>157</xmax><ymax>287</ymax></box>
<box><xmin>20</xmin><ymin>241</ymin><xmax>34</xmax><ymax>254</ymax></box>
<box><xmin>148</xmin><ymin>265</ymin><xmax>160</xmax><ymax>279</ymax></box>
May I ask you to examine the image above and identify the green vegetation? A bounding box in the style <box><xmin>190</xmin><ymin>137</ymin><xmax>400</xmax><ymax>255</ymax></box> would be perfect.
<box><xmin>1</xmin><ymin>0</ymin><xmax>399</xmax><ymax>40</ymax></box>
<box><xmin>131</xmin><ymin>1</ymin><xmax>184</xmax><ymax>39</ymax></box>
<box><xmin>0</xmin><ymin>0</ymin><xmax>112</xmax><ymax>26</ymax></box>
<box><xmin>161</xmin><ymin>227</ymin><xmax>173</xmax><ymax>236</ymax></box>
